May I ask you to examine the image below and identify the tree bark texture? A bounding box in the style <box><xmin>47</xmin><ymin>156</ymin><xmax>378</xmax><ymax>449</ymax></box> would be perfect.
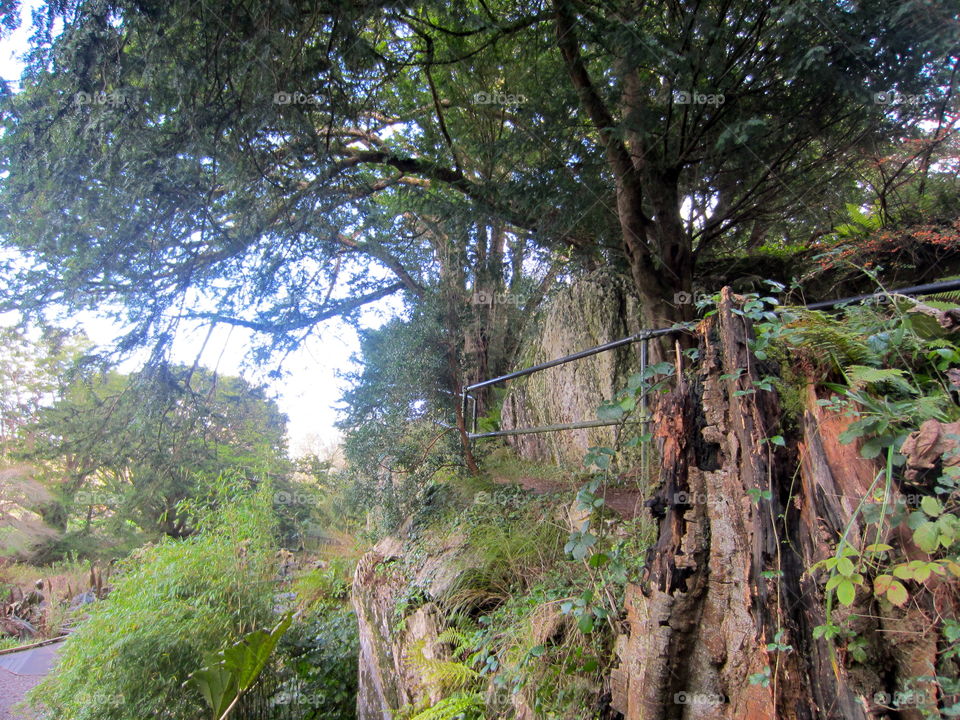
<box><xmin>610</xmin><ymin>288</ymin><xmax>948</xmax><ymax>719</ymax></box>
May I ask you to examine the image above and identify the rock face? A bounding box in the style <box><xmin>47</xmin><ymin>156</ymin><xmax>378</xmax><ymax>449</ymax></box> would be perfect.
<box><xmin>500</xmin><ymin>270</ymin><xmax>643</xmax><ymax>466</ymax></box>
<box><xmin>353</xmin><ymin>533</ymin><xmax>465</xmax><ymax>720</ymax></box>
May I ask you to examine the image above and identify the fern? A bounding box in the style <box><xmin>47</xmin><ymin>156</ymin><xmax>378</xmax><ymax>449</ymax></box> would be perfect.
<box><xmin>408</xmin><ymin>692</ymin><xmax>484</xmax><ymax>720</ymax></box>
<box><xmin>436</xmin><ymin>628</ymin><xmax>474</xmax><ymax>654</ymax></box>
<box><xmin>923</xmin><ymin>293</ymin><xmax>960</xmax><ymax>306</ymax></box>
<box><xmin>844</xmin><ymin>365</ymin><xmax>916</xmax><ymax>395</ymax></box>
<box><xmin>408</xmin><ymin>637</ymin><xmax>481</xmax><ymax>693</ymax></box>
<box><xmin>413</xmin><ymin>655</ymin><xmax>481</xmax><ymax>691</ymax></box>
<box><xmin>785</xmin><ymin>311</ymin><xmax>881</xmax><ymax>367</ymax></box>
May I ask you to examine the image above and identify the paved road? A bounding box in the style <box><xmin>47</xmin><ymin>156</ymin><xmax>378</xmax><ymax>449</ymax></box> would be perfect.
<box><xmin>0</xmin><ymin>642</ymin><xmax>61</xmax><ymax>720</ymax></box>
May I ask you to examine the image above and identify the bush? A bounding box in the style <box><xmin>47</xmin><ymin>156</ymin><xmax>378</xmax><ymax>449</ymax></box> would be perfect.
<box><xmin>26</xmin><ymin>481</ymin><xmax>280</xmax><ymax>720</ymax></box>
<box><xmin>279</xmin><ymin>608</ymin><xmax>360</xmax><ymax>720</ymax></box>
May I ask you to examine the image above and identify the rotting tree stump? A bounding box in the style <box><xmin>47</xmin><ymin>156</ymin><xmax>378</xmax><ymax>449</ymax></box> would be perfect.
<box><xmin>610</xmin><ymin>287</ymin><xmax>950</xmax><ymax>720</ymax></box>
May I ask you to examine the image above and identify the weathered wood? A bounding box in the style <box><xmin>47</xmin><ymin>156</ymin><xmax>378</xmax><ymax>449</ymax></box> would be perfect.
<box><xmin>611</xmin><ymin>288</ymin><xmax>902</xmax><ymax>719</ymax></box>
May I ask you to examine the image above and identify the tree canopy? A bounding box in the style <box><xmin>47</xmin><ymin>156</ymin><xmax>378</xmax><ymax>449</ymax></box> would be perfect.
<box><xmin>2</xmin><ymin>0</ymin><xmax>954</xmax><ymax>346</ymax></box>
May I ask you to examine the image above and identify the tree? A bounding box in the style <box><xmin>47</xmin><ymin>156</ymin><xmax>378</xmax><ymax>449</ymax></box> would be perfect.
<box><xmin>1</xmin><ymin>0</ymin><xmax>954</xmax><ymax>337</ymax></box>
<box><xmin>0</xmin><ymin>325</ymin><xmax>90</xmax><ymax>452</ymax></box>
<box><xmin>23</xmin><ymin>362</ymin><xmax>291</xmax><ymax>539</ymax></box>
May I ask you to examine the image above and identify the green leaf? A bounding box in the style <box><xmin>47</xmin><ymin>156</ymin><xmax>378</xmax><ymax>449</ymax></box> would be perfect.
<box><xmin>649</xmin><ymin>362</ymin><xmax>674</xmax><ymax>376</ymax></box>
<box><xmin>893</xmin><ymin>563</ymin><xmax>915</xmax><ymax>581</ymax></box>
<box><xmin>188</xmin><ymin>614</ymin><xmax>292</xmax><ymax>720</ymax></box>
<box><xmin>920</xmin><ymin>496</ymin><xmax>943</xmax><ymax>517</ymax></box>
<box><xmin>588</xmin><ymin>552</ymin><xmax>610</xmax><ymax>568</ymax></box>
<box><xmin>565</xmin><ymin>531</ymin><xmax>597</xmax><ymax>561</ymax></box>
<box><xmin>845</xmin><ymin>365</ymin><xmax>916</xmax><ymax>394</ymax></box>
<box><xmin>886</xmin><ymin>580</ymin><xmax>909</xmax><ymax>606</ymax></box>
<box><xmin>913</xmin><ymin>522</ymin><xmax>941</xmax><ymax>553</ymax></box>
<box><xmin>188</xmin><ymin>662</ymin><xmax>238</xmax><ymax>720</ymax></box>
<box><xmin>597</xmin><ymin>403</ymin><xmax>624</xmax><ymax>422</ymax></box>
<box><xmin>222</xmin><ymin>613</ymin><xmax>293</xmax><ymax>693</ymax></box>
<box><xmin>860</xmin><ymin>437</ymin><xmax>889</xmax><ymax>459</ymax></box>
<box><xmin>836</xmin><ymin>557</ymin><xmax>855</xmax><ymax>576</ymax></box>
<box><xmin>577</xmin><ymin>614</ymin><xmax>595</xmax><ymax>634</ymax></box>
<box><xmin>836</xmin><ymin>578</ymin><xmax>856</xmax><ymax>606</ymax></box>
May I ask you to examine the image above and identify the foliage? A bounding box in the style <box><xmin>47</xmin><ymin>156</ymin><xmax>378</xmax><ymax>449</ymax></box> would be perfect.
<box><xmin>0</xmin><ymin>324</ymin><xmax>91</xmax><ymax>452</ymax></box>
<box><xmin>1</xmin><ymin>0</ymin><xmax>954</xmax><ymax>355</ymax></box>
<box><xmin>717</xmin><ymin>280</ymin><xmax>960</xmax><ymax>711</ymax></box>
<box><xmin>442</xmin><ymin>515</ymin><xmax>564</xmax><ymax>616</ymax></box>
<box><xmin>277</xmin><ymin>608</ymin><xmax>360</xmax><ymax>720</ymax></box>
<box><xmin>291</xmin><ymin>559</ymin><xmax>353</xmax><ymax>613</ymax></box>
<box><xmin>189</xmin><ymin>613</ymin><xmax>294</xmax><ymax>720</ymax></box>
<box><xmin>403</xmin><ymin>465</ymin><xmax>655</xmax><ymax>718</ymax></box>
<box><xmin>407</xmin><ymin>693</ymin><xmax>484</xmax><ymax>720</ymax></box>
<box><xmin>26</xmin><ymin>481</ymin><xmax>279</xmax><ymax>720</ymax></box>
<box><xmin>22</xmin><ymin>362</ymin><xmax>291</xmax><ymax>542</ymax></box>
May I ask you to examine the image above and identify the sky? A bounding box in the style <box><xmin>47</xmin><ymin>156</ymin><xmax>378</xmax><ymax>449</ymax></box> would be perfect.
<box><xmin>0</xmin><ymin>2</ymin><xmax>386</xmax><ymax>457</ymax></box>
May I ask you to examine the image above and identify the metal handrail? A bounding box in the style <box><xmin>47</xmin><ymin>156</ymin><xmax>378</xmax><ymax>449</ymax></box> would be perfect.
<box><xmin>463</xmin><ymin>325</ymin><xmax>686</xmax><ymax>439</ymax></box>
<box><xmin>463</xmin><ymin>326</ymin><xmax>682</xmax><ymax>393</ymax></box>
<box><xmin>462</xmin><ymin>276</ymin><xmax>960</xmax><ymax>441</ymax></box>
<box><xmin>803</xmin><ymin>278</ymin><xmax>960</xmax><ymax>310</ymax></box>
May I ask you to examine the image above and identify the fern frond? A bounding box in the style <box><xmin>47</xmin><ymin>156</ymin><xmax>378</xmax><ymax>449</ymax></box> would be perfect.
<box><xmin>409</xmin><ymin>692</ymin><xmax>484</xmax><ymax>720</ymax></box>
<box><xmin>845</xmin><ymin>365</ymin><xmax>916</xmax><ymax>394</ymax></box>
<box><xmin>922</xmin><ymin>291</ymin><xmax>960</xmax><ymax>305</ymax></box>
<box><xmin>912</xmin><ymin>394</ymin><xmax>951</xmax><ymax>422</ymax></box>
<box><xmin>408</xmin><ymin>638</ymin><xmax>482</xmax><ymax>694</ymax></box>
<box><xmin>412</xmin><ymin>655</ymin><xmax>481</xmax><ymax>691</ymax></box>
<box><xmin>787</xmin><ymin>311</ymin><xmax>881</xmax><ymax>367</ymax></box>
<box><xmin>436</xmin><ymin>628</ymin><xmax>473</xmax><ymax>654</ymax></box>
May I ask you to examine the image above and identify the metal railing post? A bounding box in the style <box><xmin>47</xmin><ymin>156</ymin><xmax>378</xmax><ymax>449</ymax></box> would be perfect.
<box><xmin>639</xmin><ymin>337</ymin><xmax>648</xmax><ymax>478</ymax></box>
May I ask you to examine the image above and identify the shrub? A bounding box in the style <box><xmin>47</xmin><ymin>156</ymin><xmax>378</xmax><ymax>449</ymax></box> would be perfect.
<box><xmin>26</xmin><ymin>481</ymin><xmax>279</xmax><ymax>720</ymax></box>
<box><xmin>279</xmin><ymin>608</ymin><xmax>360</xmax><ymax>719</ymax></box>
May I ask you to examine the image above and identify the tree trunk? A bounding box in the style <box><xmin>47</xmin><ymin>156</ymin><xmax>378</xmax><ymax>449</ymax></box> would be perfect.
<box><xmin>616</xmin><ymin>175</ymin><xmax>695</xmax><ymax>363</ymax></box>
<box><xmin>610</xmin><ymin>288</ymin><xmax>936</xmax><ymax>719</ymax></box>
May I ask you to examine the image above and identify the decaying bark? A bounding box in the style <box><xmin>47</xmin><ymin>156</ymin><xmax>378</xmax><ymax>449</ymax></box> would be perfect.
<box><xmin>609</xmin><ymin>287</ymin><xmax>950</xmax><ymax>719</ymax></box>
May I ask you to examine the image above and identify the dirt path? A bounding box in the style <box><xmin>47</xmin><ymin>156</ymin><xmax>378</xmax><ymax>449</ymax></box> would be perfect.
<box><xmin>0</xmin><ymin>642</ymin><xmax>61</xmax><ymax>720</ymax></box>
<box><xmin>493</xmin><ymin>475</ymin><xmax>646</xmax><ymax>518</ymax></box>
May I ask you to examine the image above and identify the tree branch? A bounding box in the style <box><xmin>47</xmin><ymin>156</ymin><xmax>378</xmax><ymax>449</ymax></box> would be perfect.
<box><xmin>553</xmin><ymin>0</ymin><xmax>635</xmax><ymax>183</ymax></box>
<box><xmin>191</xmin><ymin>282</ymin><xmax>406</xmax><ymax>334</ymax></box>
